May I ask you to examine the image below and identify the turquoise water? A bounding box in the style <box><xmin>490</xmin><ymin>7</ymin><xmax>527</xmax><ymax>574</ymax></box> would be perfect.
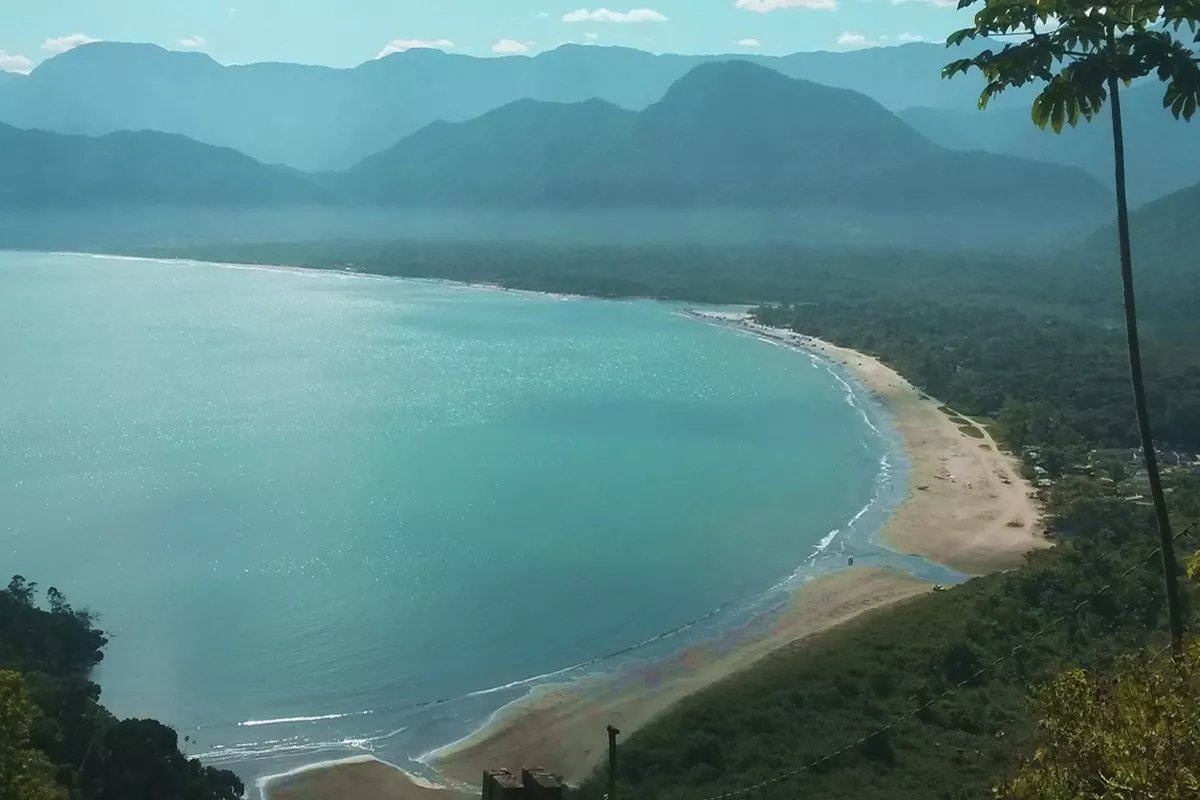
<box><xmin>0</xmin><ymin>252</ymin><xmax>953</xmax><ymax>788</ymax></box>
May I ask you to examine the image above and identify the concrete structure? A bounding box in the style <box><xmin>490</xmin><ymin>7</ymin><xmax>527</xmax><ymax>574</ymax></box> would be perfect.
<box><xmin>482</xmin><ymin>770</ymin><xmax>525</xmax><ymax>800</ymax></box>
<box><xmin>480</xmin><ymin>768</ymin><xmax>564</xmax><ymax>800</ymax></box>
<box><xmin>522</xmin><ymin>768</ymin><xmax>565</xmax><ymax>800</ymax></box>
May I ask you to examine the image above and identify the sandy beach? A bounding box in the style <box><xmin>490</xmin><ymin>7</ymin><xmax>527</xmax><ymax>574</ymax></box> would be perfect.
<box><xmin>688</xmin><ymin>310</ymin><xmax>1045</xmax><ymax>574</ymax></box>
<box><xmin>262</xmin><ymin>308</ymin><xmax>1044</xmax><ymax>800</ymax></box>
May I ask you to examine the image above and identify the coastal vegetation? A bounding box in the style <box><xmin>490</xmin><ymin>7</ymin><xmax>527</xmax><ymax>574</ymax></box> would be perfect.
<box><xmin>0</xmin><ymin>577</ymin><xmax>244</xmax><ymax>800</ymax></box>
<box><xmin>4</xmin><ymin>12</ymin><xmax>1198</xmax><ymax>798</ymax></box>
<box><xmin>945</xmin><ymin>0</ymin><xmax>1200</xmax><ymax>658</ymax></box>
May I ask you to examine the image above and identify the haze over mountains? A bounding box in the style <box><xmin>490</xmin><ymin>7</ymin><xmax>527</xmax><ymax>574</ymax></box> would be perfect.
<box><xmin>900</xmin><ymin>85</ymin><xmax>1200</xmax><ymax>206</ymax></box>
<box><xmin>0</xmin><ymin>40</ymin><xmax>1010</xmax><ymax>173</ymax></box>
<box><xmin>0</xmin><ymin>58</ymin><xmax>1110</xmax><ymax>225</ymax></box>
<box><xmin>341</xmin><ymin>61</ymin><xmax>1108</xmax><ymax>217</ymax></box>
<box><xmin>2</xmin><ymin>39</ymin><xmax>1198</xmax><ymax>255</ymax></box>
<box><xmin>0</xmin><ymin>122</ymin><xmax>321</xmax><ymax>207</ymax></box>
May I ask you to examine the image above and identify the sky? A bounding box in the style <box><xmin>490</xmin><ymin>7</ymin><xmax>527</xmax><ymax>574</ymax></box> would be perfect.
<box><xmin>0</xmin><ymin>0</ymin><xmax>975</xmax><ymax>74</ymax></box>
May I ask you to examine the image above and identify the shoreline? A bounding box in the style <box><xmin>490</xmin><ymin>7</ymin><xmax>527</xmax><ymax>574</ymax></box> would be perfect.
<box><xmin>31</xmin><ymin>252</ymin><xmax>1043</xmax><ymax>799</ymax></box>
<box><xmin>262</xmin><ymin>309</ymin><xmax>1044</xmax><ymax>800</ymax></box>
<box><xmin>688</xmin><ymin>310</ymin><xmax>1046</xmax><ymax>574</ymax></box>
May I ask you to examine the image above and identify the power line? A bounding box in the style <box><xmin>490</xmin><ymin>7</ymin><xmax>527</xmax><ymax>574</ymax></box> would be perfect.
<box><xmin>693</xmin><ymin>518</ymin><xmax>1200</xmax><ymax>800</ymax></box>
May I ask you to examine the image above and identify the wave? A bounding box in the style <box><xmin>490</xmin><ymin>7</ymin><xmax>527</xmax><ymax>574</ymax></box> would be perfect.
<box><xmin>198</xmin><ymin>726</ymin><xmax>406</xmax><ymax>766</ymax></box>
<box><xmin>239</xmin><ymin>711</ymin><xmax>374</xmax><ymax>727</ymax></box>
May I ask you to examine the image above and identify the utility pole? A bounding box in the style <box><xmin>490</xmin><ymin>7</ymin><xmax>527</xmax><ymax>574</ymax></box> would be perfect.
<box><xmin>607</xmin><ymin>725</ymin><xmax>620</xmax><ymax>800</ymax></box>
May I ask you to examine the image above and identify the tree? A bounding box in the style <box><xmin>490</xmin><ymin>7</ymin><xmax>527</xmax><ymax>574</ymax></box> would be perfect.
<box><xmin>944</xmin><ymin>1</ymin><xmax>1200</xmax><ymax>657</ymax></box>
<box><xmin>0</xmin><ymin>671</ymin><xmax>65</xmax><ymax>800</ymax></box>
<box><xmin>4</xmin><ymin>577</ymin><xmax>37</xmax><ymax>607</ymax></box>
<box><xmin>1001</xmin><ymin>639</ymin><xmax>1200</xmax><ymax>799</ymax></box>
<box><xmin>83</xmin><ymin>719</ymin><xmax>245</xmax><ymax>800</ymax></box>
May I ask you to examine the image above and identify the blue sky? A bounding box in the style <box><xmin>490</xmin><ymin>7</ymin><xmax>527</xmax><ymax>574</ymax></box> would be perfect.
<box><xmin>0</xmin><ymin>0</ymin><xmax>973</xmax><ymax>74</ymax></box>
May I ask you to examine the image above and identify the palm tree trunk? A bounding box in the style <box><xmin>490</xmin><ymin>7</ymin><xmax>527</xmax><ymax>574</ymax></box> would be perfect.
<box><xmin>1106</xmin><ymin>65</ymin><xmax>1184</xmax><ymax>657</ymax></box>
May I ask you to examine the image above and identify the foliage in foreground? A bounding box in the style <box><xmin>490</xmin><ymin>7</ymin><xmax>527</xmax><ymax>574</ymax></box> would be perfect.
<box><xmin>0</xmin><ymin>577</ymin><xmax>244</xmax><ymax>800</ymax></box>
<box><xmin>1004</xmin><ymin>637</ymin><xmax>1200</xmax><ymax>799</ymax></box>
<box><xmin>0</xmin><ymin>670</ymin><xmax>64</xmax><ymax>800</ymax></box>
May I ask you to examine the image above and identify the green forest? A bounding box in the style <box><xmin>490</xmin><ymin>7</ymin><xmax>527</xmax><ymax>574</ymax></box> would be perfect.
<box><xmin>0</xmin><ymin>578</ymin><xmax>244</xmax><ymax>799</ymax></box>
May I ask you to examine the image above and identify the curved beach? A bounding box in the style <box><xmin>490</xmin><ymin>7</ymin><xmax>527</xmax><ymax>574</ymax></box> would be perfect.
<box><xmin>264</xmin><ymin>310</ymin><xmax>1044</xmax><ymax>800</ymax></box>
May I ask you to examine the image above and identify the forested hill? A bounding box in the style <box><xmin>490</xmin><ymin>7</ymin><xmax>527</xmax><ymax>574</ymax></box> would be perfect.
<box><xmin>338</xmin><ymin>61</ymin><xmax>1109</xmax><ymax>218</ymax></box>
<box><xmin>0</xmin><ymin>59</ymin><xmax>1108</xmax><ymax>228</ymax></box>
<box><xmin>898</xmin><ymin>83</ymin><xmax>1200</xmax><ymax>205</ymax></box>
<box><xmin>0</xmin><ymin>122</ymin><xmax>325</xmax><ymax>207</ymax></box>
<box><xmin>0</xmin><ymin>39</ymin><xmax>1007</xmax><ymax>172</ymax></box>
<box><xmin>0</xmin><ymin>577</ymin><xmax>243</xmax><ymax>799</ymax></box>
<box><xmin>1097</xmin><ymin>178</ymin><xmax>1200</xmax><ymax>262</ymax></box>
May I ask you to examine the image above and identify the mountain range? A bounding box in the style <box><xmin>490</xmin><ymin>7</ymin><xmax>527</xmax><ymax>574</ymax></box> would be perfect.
<box><xmin>339</xmin><ymin>61</ymin><xmax>1109</xmax><ymax>217</ymax></box>
<box><xmin>1</xmin><ymin>60</ymin><xmax>1111</xmax><ymax>226</ymax></box>
<box><xmin>0</xmin><ymin>122</ymin><xmax>321</xmax><ymax>207</ymax></box>
<box><xmin>3</xmin><ymin>41</ymin><xmax>1193</xmax><ymax>207</ymax></box>
<box><xmin>899</xmin><ymin>84</ymin><xmax>1200</xmax><ymax>206</ymax></box>
<box><xmin>0</xmin><ymin>40</ymin><xmax>1012</xmax><ymax>173</ymax></box>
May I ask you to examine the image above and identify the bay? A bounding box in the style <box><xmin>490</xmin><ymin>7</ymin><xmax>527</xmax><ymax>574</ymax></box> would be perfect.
<box><xmin>0</xmin><ymin>251</ymin><xmax>925</xmax><ymax>784</ymax></box>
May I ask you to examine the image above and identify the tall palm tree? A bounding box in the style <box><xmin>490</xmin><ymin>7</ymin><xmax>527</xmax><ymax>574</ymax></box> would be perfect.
<box><xmin>944</xmin><ymin>2</ymin><xmax>1200</xmax><ymax>656</ymax></box>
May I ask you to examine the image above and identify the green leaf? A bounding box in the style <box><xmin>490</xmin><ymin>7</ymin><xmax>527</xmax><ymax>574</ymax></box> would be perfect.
<box><xmin>1050</xmin><ymin>97</ymin><xmax>1066</xmax><ymax>132</ymax></box>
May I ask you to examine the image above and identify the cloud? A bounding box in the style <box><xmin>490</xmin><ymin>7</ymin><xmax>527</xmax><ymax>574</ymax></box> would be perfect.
<box><xmin>736</xmin><ymin>38</ymin><xmax>762</xmax><ymax>47</ymax></box>
<box><xmin>837</xmin><ymin>31</ymin><xmax>879</xmax><ymax>47</ymax></box>
<box><xmin>492</xmin><ymin>39</ymin><xmax>533</xmax><ymax>53</ymax></box>
<box><xmin>376</xmin><ymin>39</ymin><xmax>456</xmax><ymax>58</ymax></box>
<box><xmin>562</xmin><ymin>8</ymin><xmax>669</xmax><ymax>23</ymax></box>
<box><xmin>735</xmin><ymin>0</ymin><xmax>838</xmax><ymax>11</ymax></box>
<box><xmin>890</xmin><ymin>0</ymin><xmax>957</xmax><ymax>6</ymax></box>
<box><xmin>897</xmin><ymin>32</ymin><xmax>925</xmax><ymax>42</ymax></box>
<box><xmin>178</xmin><ymin>35</ymin><xmax>206</xmax><ymax>48</ymax></box>
<box><xmin>41</xmin><ymin>33</ymin><xmax>100</xmax><ymax>53</ymax></box>
<box><xmin>534</xmin><ymin>11</ymin><xmax>552</xmax><ymax>18</ymax></box>
<box><xmin>0</xmin><ymin>51</ymin><xmax>33</xmax><ymax>74</ymax></box>
<box><xmin>584</xmin><ymin>32</ymin><xmax>600</xmax><ymax>39</ymax></box>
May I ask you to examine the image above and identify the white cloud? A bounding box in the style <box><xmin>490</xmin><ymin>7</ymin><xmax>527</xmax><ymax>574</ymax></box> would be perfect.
<box><xmin>178</xmin><ymin>35</ymin><xmax>206</xmax><ymax>48</ymax></box>
<box><xmin>584</xmin><ymin>32</ymin><xmax>600</xmax><ymax>39</ymax></box>
<box><xmin>837</xmin><ymin>31</ymin><xmax>879</xmax><ymax>47</ymax></box>
<box><xmin>897</xmin><ymin>32</ymin><xmax>925</xmax><ymax>42</ymax></box>
<box><xmin>562</xmin><ymin>8</ymin><xmax>669</xmax><ymax>23</ymax></box>
<box><xmin>534</xmin><ymin>11</ymin><xmax>552</xmax><ymax>18</ymax></box>
<box><xmin>492</xmin><ymin>39</ymin><xmax>533</xmax><ymax>53</ymax></box>
<box><xmin>41</xmin><ymin>33</ymin><xmax>100</xmax><ymax>53</ymax></box>
<box><xmin>376</xmin><ymin>39</ymin><xmax>456</xmax><ymax>58</ymax></box>
<box><xmin>736</xmin><ymin>38</ymin><xmax>762</xmax><ymax>47</ymax></box>
<box><xmin>0</xmin><ymin>51</ymin><xmax>33</xmax><ymax>74</ymax></box>
<box><xmin>890</xmin><ymin>0</ymin><xmax>957</xmax><ymax>6</ymax></box>
<box><xmin>735</xmin><ymin>0</ymin><xmax>838</xmax><ymax>11</ymax></box>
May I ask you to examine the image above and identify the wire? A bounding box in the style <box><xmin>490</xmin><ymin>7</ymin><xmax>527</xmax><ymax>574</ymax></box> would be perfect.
<box><xmin>693</xmin><ymin>518</ymin><xmax>1200</xmax><ymax>800</ymax></box>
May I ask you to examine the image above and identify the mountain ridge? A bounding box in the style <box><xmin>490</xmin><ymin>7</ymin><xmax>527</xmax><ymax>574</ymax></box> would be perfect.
<box><xmin>0</xmin><ymin>121</ymin><xmax>324</xmax><ymax>207</ymax></box>
<box><xmin>0</xmin><ymin>39</ymin><xmax>1007</xmax><ymax>172</ymax></box>
<box><xmin>338</xmin><ymin>60</ymin><xmax>1109</xmax><ymax>218</ymax></box>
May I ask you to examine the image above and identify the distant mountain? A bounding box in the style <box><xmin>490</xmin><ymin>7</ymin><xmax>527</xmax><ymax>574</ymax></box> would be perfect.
<box><xmin>340</xmin><ymin>61</ymin><xmax>1109</xmax><ymax>218</ymax></box>
<box><xmin>0</xmin><ymin>40</ymin><xmax>1011</xmax><ymax>172</ymax></box>
<box><xmin>1087</xmin><ymin>179</ymin><xmax>1200</xmax><ymax>266</ymax></box>
<box><xmin>898</xmin><ymin>85</ymin><xmax>1200</xmax><ymax>205</ymax></box>
<box><xmin>0</xmin><ymin>122</ymin><xmax>323</xmax><ymax>207</ymax></box>
<box><xmin>347</xmin><ymin>99</ymin><xmax>639</xmax><ymax>205</ymax></box>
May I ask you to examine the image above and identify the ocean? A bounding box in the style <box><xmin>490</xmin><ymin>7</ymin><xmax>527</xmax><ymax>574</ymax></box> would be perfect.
<box><xmin>0</xmin><ymin>251</ymin><xmax>956</xmax><ymax>790</ymax></box>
